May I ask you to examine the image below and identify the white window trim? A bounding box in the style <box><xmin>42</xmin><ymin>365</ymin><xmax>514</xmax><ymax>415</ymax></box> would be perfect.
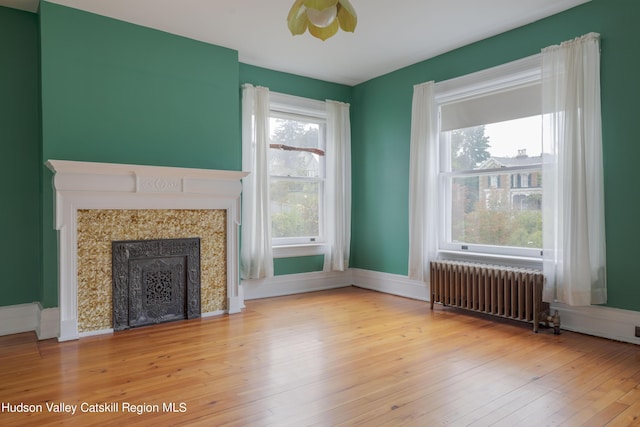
<box><xmin>435</xmin><ymin>54</ymin><xmax>541</xmax><ymax>104</ymax></box>
<box><xmin>272</xmin><ymin>243</ymin><xmax>325</xmax><ymax>258</ymax></box>
<box><xmin>268</xmin><ymin>92</ymin><xmax>328</xmax><ymax>257</ymax></box>
<box><xmin>270</xmin><ymin>92</ymin><xmax>326</xmax><ymax>118</ymax></box>
<box><xmin>434</xmin><ymin>54</ymin><xmax>543</xmax><ymax>264</ymax></box>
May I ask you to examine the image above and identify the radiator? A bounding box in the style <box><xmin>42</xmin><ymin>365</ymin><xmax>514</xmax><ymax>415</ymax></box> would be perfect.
<box><xmin>429</xmin><ymin>261</ymin><xmax>550</xmax><ymax>332</ymax></box>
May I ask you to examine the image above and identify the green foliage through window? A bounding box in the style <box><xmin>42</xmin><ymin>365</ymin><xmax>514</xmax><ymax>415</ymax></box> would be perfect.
<box><xmin>269</xmin><ymin>116</ymin><xmax>324</xmax><ymax>242</ymax></box>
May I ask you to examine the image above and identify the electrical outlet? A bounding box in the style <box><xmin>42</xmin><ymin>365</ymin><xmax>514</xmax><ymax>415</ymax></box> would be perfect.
<box><xmin>636</xmin><ymin>326</ymin><xmax>640</xmax><ymax>338</ymax></box>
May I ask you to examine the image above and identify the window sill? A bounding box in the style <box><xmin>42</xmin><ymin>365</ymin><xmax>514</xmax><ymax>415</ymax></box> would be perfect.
<box><xmin>272</xmin><ymin>243</ymin><xmax>326</xmax><ymax>259</ymax></box>
<box><xmin>437</xmin><ymin>249</ymin><xmax>543</xmax><ymax>270</ymax></box>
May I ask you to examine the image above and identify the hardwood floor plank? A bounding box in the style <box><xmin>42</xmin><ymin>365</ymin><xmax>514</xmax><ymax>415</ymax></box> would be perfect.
<box><xmin>548</xmin><ymin>352</ymin><xmax>640</xmax><ymax>425</ymax></box>
<box><xmin>1</xmin><ymin>287</ymin><xmax>639</xmax><ymax>426</ymax></box>
<box><xmin>607</xmin><ymin>400</ymin><xmax>640</xmax><ymax>427</ymax></box>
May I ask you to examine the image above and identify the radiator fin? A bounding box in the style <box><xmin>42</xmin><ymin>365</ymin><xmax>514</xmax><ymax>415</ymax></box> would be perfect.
<box><xmin>430</xmin><ymin>261</ymin><xmax>548</xmax><ymax>332</ymax></box>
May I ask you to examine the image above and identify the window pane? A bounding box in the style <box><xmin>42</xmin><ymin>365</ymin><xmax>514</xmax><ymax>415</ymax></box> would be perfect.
<box><xmin>444</xmin><ymin>116</ymin><xmax>543</xmax><ymax>251</ymax></box>
<box><xmin>271</xmin><ymin>179</ymin><xmax>320</xmax><ymax>239</ymax></box>
<box><xmin>270</xmin><ymin>149</ymin><xmax>322</xmax><ymax>178</ymax></box>
<box><xmin>270</xmin><ymin>118</ymin><xmax>323</xmax><ymax>178</ymax></box>
<box><xmin>446</xmin><ymin>116</ymin><xmax>542</xmax><ymax>172</ymax></box>
<box><xmin>450</xmin><ymin>174</ymin><xmax>542</xmax><ymax>249</ymax></box>
<box><xmin>446</xmin><ymin>126</ymin><xmax>492</xmax><ymax>172</ymax></box>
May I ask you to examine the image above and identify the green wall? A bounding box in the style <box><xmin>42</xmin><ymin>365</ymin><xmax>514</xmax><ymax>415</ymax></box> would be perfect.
<box><xmin>0</xmin><ymin>7</ymin><xmax>41</xmax><ymax>306</ymax></box>
<box><xmin>274</xmin><ymin>256</ymin><xmax>325</xmax><ymax>276</ymax></box>
<box><xmin>3</xmin><ymin>0</ymin><xmax>639</xmax><ymax>314</ymax></box>
<box><xmin>240</xmin><ymin>63</ymin><xmax>352</xmax><ymax>105</ymax></box>
<box><xmin>38</xmin><ymin>2</ymin><xmax>241</xmax><ymax>307</ymax></box>
<box><xmin>350</xmin><ymin>0</ymin><xmax>640</xmax><ymax>311</ymax></box>
<box><xmin>240</xmin><ymin>63</ymin><xmax>352</xmax><ymax>276</ymax></box>
<box><xmin>40</xmin><ymin>2</ymin><xmax>240</xmax><ymax>169</ymax></box>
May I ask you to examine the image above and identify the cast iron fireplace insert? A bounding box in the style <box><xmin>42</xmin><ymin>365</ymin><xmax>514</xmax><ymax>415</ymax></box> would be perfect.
<box><xmin>112</xmin><ymin>237</ymin><xmax>201</xmax><ymax>331</ymax></box>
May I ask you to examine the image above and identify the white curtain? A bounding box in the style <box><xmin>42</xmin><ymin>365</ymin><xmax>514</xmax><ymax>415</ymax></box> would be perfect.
<box><xmin>323</xmin><ymin>100</ymin><xmax>352</xmax><ymax>272</ymax></box>
<box><xmin>541</xmin><ymin>33</ymin><xmax>607</xmax><ymax>305</ymax></box>
<box><xmin>241</xmin><ymin>84</ymin><xmax>274</xmax><ymax>279</ymax></box>
<box><xmin>408</xmin><ymin>81</ymin><xmax>439</xmax><ymax>282</ymax></box>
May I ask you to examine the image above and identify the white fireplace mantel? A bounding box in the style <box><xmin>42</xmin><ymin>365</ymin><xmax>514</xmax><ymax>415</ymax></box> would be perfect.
<box><xmin>46</xmin><ymin>159</ymin><xmax>249</xmax><ymax>342</ymax></box>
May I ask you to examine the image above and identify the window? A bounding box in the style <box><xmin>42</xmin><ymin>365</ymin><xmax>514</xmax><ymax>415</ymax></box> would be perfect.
<box><xmin>435</xmin><ymin>55</ymin><xmax>543</xmax><ymax>259</ymax></box>
<box><xmin>268</xmin><ymin>93</ymin><xmax>327</xmax><ymax>250</ymax></box>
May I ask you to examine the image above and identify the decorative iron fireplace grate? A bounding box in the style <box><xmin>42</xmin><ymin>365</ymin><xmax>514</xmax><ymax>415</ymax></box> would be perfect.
<box><xmin>112</xmin><ymin>237</ymin><xmax>201</xmax><ymax>331</ymax></box>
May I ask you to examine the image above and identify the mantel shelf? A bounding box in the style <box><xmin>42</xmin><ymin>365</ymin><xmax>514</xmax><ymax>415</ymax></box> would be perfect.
<box><xmin>46</xmin><ymin>159</ymin><xmax>249</xmax><ymax>182</ymax></box>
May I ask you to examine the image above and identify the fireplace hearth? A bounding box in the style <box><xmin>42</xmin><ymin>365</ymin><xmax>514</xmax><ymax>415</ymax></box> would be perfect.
<box><xmin>112</xmin><ymin>237</ymin><xmax>201</xmax><ymax>331</ymax></box>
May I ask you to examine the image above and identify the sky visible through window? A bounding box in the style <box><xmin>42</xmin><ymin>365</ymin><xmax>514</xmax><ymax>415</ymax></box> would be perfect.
<box><xmin>484</xmin><ymin>115</ymin><xmax>542</xmax><ymax>158</ymax></box>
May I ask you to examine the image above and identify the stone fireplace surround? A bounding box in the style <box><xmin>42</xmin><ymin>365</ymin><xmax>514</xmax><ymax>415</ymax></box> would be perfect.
<box><xmin>47</xmin><ymin>160</ymin><xmax>248</xmax><ymax>342</ymax></box>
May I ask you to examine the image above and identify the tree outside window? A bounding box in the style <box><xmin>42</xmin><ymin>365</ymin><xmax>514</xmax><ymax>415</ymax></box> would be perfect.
<box><xmin>269</xmin><ymin>116</ymin><xmax>325</xmax><ymax>243</ymax></box>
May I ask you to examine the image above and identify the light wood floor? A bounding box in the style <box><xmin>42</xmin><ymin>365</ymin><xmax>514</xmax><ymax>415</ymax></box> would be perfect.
<box><xmin>1</xmin><ymin>287</ymin><xmax>640</xmax><ymax>426</ymax></box>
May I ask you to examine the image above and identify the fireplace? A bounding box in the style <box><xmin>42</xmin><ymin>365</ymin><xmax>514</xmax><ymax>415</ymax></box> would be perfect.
<box><xmin>46</xmin><ymin>159</ymin><xmax>248</xmax><ymax>341</ymax></box>
<box><xmin>112</xmin><ymin>237</ymin><xmax>201</xmax><ymax>331</ymax></box>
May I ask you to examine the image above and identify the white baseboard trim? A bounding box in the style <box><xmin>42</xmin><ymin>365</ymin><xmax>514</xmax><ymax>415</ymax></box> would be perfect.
<box><xmin>0</xmin><ymin>303</ymin><xmax>38</xmax><ymax>336</ymax></box>
<box><xmin>0</xmin><ymin>303</ymin><xmax>60</xmax><ymax>340</ymax></box>
<box><xmin>242</xmin><ymin>270</ymin><xmax>352</xmax><ymax>300</ymax></box>
<box><xmin>36</xmin><ymin>305</ymin><xmax>60</xmax><ymax>340</ymax></box>
<box><xmin>79</xmin><ymin>328</ymin><xmax>114</xmax><ymax>338</ymax></box>
<box><xmin>550</xmin><ymin>303</ymin><xmax>640</xmax><ymax>345</ymax></box>
<box><xmin>351</xmin><ymin>268</ymin><xmax>429</xmax><ymax>301</ymax></box>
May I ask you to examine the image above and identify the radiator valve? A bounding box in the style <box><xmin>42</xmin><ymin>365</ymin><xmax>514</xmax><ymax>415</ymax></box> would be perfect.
<box><xmin>546</xmin><ymin>310</ymin><xmax>561</xmax><ymax>335</ymax></box>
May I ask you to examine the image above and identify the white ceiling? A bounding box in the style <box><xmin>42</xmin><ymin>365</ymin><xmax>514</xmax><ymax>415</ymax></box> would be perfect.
<box><xmin>3</xmin><ymin>0</ymin><xmax>591</xmax><ymax>86</ymax></box>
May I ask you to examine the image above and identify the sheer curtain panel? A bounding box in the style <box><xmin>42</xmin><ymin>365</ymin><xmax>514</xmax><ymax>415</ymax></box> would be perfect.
<box><xmin>541</xmin><ymin>33</ymin><xmax>607</xmax><ymax>305</ymax></box>
<box><xmin>323</xmin><ymin>100</ymin><xmax>352</xmax><ymax>272</ymax></box>
<box><xmin>241</xmin><ymin>84</ymin><xmax>274</xmax><ymax>279</ymax></box>
<box><xmin>408</xmin><ymin>81</ymin><xmax>439</xmax><ymax>282</ymax></box>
